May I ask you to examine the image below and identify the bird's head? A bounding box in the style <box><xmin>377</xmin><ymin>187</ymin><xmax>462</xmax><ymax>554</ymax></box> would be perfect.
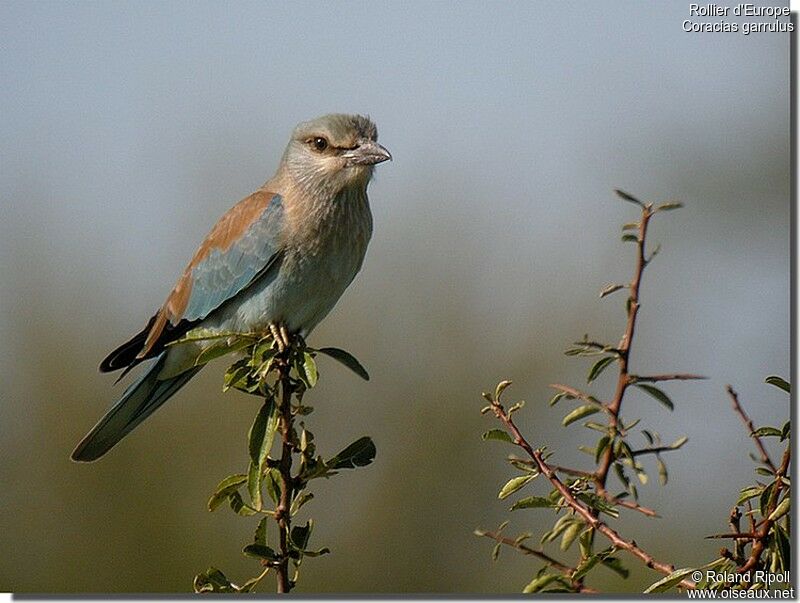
<box><xmin>281</xmin><ymin>114</ymin><xmax>391</xmax><ymax>197</ymax></box>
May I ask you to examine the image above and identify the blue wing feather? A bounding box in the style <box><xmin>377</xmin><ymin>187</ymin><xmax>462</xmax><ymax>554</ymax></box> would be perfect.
<box><xmin>183</xmin><ymin>194</ymin><xmax>284</xmax><ymax>322</ymax></box>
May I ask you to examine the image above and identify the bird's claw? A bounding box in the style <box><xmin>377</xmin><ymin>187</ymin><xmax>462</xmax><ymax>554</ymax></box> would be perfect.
<box><xmin>269</xmin><ymin>323</ymin><xmax>293</xmax><ymax>353</ymax></box>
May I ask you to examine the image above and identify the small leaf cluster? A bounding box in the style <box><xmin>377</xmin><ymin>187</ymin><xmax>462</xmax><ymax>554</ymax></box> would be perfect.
<box><xmin>477</xmin><ymin>192</ymin><xmax>698</xmax><ymax>593</ymax></box>
<box><xmin>651</xmin><ymin>376</ymin><xmax>791</xmax><ymax>593</ymax></box>
<box><xmin>193</xmin><ymin>335</ymin><xmax>375</xmax><ymax>593</ymax></box>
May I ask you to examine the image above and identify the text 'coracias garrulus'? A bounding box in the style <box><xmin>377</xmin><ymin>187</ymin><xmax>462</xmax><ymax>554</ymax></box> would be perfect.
<box><xmin>72</xmin><ymin>114</ymin><xmax>391</xmax><ymax>462</ymax></box>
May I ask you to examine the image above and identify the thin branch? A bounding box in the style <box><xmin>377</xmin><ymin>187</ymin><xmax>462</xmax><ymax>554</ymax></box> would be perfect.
<box><xmin>745</xmin><ymin>500</ymin><xmax>757</xmax><ymax>534</ymax></box>
<box><xmin>548</xmin><ymin>383</ymin><xmax>606</xmax><ymax>408</ymax></box>
<box><xmin>632</xmin><ymin>374</ymin><xmax>707</xmax><ymax>383</ymax></box>
<box><xmin>614</xmin><ymin>498</ymin><xmax>660</xmax><ymax>518</ymax></box>
<box><xmin>552</xmin><ymin>464</ymin><xmax>596</xmax><ymax>479</ymax></box>
<box><xmin>738</xmin><ymin>448</ymin><xmax>791</xmax><ymax>574</ymax></box>
<box><xmin>727</xmin><ymin>386</ymin><xmax>777</xmax><ymax>473</ymax></box>
<box><xmin>274</xmin><ymin>357</ymin><xmax>296</xmax><ymax>593</ymax></box>
<box><xmin>489</xmin><ymin>397</ymin><xmax>695</xmax><ymax>590</ymax></box>
<box><xmin>477</xmin><ymin>531</ymin><xmax>597</xmax><ymax>593</ymax></box>
<box><xmin>728</xmin><ymin>507</ymin><xmax>745</xmax><ymax>566</ymax></box>
<box><xmin>595</xmin><ymin>204</ymin><xmax>653</xmax><ymax>488</ymax></box>
<box><xmin>704</xmin><ymin>532</ymin><xmax>758</xmax><ymax>540</ymax></box>
<box><xmin>550</xmin><ymin>464</ymin><xmax>660</xmax><ymax>517</ymax></box>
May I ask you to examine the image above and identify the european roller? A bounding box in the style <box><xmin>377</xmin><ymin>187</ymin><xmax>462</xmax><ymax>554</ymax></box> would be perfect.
<box><xmin>72</xmin><ymin>114</ymin><xmax>391</xmax><ymax>462</ymax></box>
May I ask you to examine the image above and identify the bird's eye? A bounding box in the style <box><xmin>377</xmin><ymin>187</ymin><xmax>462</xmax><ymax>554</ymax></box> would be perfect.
<box><xmin>311</xmin><ymin>137</ymin><xmax>328</xmax><ymax>152</ymax></box>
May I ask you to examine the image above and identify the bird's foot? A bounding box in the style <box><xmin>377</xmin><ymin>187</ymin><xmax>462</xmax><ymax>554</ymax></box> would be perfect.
<box><xmin>268</xmin><ymin>323</ymin><xmax>293</xmax><ymax>354</ymax></box>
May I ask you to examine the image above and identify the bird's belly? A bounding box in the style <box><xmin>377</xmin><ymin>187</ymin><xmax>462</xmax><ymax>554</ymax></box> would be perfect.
<box><xmin>211</xmin><ymin>245</ymin><xmax>364</xmax><ymax>338</ymax></box>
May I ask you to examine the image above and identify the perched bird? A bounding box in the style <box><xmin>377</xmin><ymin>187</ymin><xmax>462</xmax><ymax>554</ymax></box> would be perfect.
<box><xmin>72</xmin><ymin>114</ymin><xmax>390</xmax><ymax>462</ymax></box>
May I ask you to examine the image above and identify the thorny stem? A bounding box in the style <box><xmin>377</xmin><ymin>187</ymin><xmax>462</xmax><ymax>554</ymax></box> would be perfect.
<box><xmin>738</xmin><ymin>447</ymin><xmax>791</xmax><ymax>576</ymax></box>
<box><xmin>489</xmin><ymin>392</ymin><xmax>696</xmax><ymax>590</ymax></box>
<box><xmin>594</xmin><ymin>204</ymin><xmax>652</xmax><ymax>495</ymax></box>
<box><xmin>275</xmin><ymin>355</ymin><xmax>295</xmax><ymax>594</ymax></box>
<box><xmin>727</xmin><ymin>385</ymin><xmax>778</xmax><ymax>474</ymax></box>
<box><xmin>632</xmin><ymin>374</ymin><xmax>707</xmax><ymax>383</ymax></box>
<box><xmin>719</xmin><ymin>388</ymin><xmax>790</xmax><ymax>586</ymax></box>
<box><xmin>729</xmin><ymin>507</ymin><xmax>746</xmax><ymax>564</ymax></box>
<box><xmin>547</xmin><ymin>464</ymin><xmax>659</xmax><ymax>517</ymax></box>
<box><xmin>477</xmin><ymin>531</ymin><xmax>598</xmax><ymax>594</ymax></box>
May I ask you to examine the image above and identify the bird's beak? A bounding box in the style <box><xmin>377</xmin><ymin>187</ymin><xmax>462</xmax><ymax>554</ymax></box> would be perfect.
<box><xmin>343</xmin><ymin>141</ymin><xmax>392</xmax><ymax>166</ymax></box>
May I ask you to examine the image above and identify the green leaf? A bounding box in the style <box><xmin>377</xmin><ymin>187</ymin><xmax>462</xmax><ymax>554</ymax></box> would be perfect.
<box><xmin>634</xmin><ymin>383</ymin><xmax>674</xmax><ymax>411</ymax></box>
<box><xmin>599</xmin><ymin>283</ymin><xmax>626</xmax><ymax>298</ymax></box>
<box><xmin>508</xmin><ymin>400</ymin><xmax>526</xmax><ymax>414</ymax></box>
<box><xmin>765</xmin><ymin>375</ymin><xmax>790</xmax><ymax>393</ymax></box>
<box><xmin>482</xmin><ymin>429</ymin><xmax>514</xmax><ymax>443</ymax></box>
<box><xmin>491</xmin><ymin>541</ymin><xmax>501</xmax><ymax>562</ymax></box>
<box><xmin>549</xmin><ymin>391</ymin><xmax>567</xmax><ymax>406</ymax></box>
<box><xmin>645</xmin><ymin>558</ymin><xmax>728</xmax><ymax>593</ymax></box>
<box><xmin>327</xmin><ymin>436</ymin><xmax>376</xmax><ymax>469</ymax></box>
<box><xmin>207</xmin><ymin>474</ymin><xmax>247</xmax><ymax>512</ymax></box>
<box><xmin>621</xmin><ymin>222</ymin><xmax>639</xmax><ymax>231</ymax></box>
<box><xmin>246</xmin><ymin>397</ymin><xmax>279</xmax><ymax>510</ymax></box>
<box><xmin>193</xmin><ymin>567</ymin><xmax>236</xmax><ymax>593</ymax></box>
<box><xmin>768</xmin><ymin>497</ymin><xmax>790</xmax><ymax>522</ymax></box>
<box><xmin>760</xmin><ymin>482</ymin><xmax>776</xmax><ymax>517</ymax></box>
<box><xmin>601</xmin><ymin>556</ymin><xmax>630</xmax><ymax>579</ymax></box>
<box><xmin>248</xmin><ymin>397</ymin><xmax>278</xmax><ymax>466</ymax></box>
<box><xmin>523</xmin><ymin>573</ymin><xmax>561</xmax><ymax>593</ymax></box>
<box><xmin>223</xmin><ymin>358</ymin><xmax>252</xmax><ymax>392</ymax></box>
<box><xmin>253</xmin><ymin>516</ymin><xmax>268</xmax><ymax>547</ymax></box>
<box><xmin>578</xmin><ymin>529</ymin><xmax>593</xmax><ymax>559</ymax></box>
<box><xmin>511</xmin><ymin>496</ymin><xmax>556</xmax><ymax>511</ymax></box>
<box><xmin>670</xmin><ymin>435</ymin><xmax>689</xmax><ymax>449</ymax></box>
<box><xmin>621</xmin><ymin>233</ymin><xmax>638</xmax><ymax>243</ymax></box>
<box><xmin>644</xmin><ymin>567</ymin><xmax>698</xmax><ymax>593</ymax></box>
<box><xmin>573</xmin><ymin>547</ymin><xmax>616</xmax><ymax>580</ymax></box>
<box><xmin>495</xmin><ymin>380</ymin><xmax>513</xmax><ymax>399</ymax></box>
<box><xmin>773</xmin><ymin>523</ymin><xmax>790</xmax><ymax>570</ymax></box>
<box><xmin>737</xmin><ymin>485</ymin><xmax>764</xmax><ymax>505</ymax></box>
<box><xmin>576</xmin><ymin>492</ymin><xmax>619</xmax><ymax>518</ymax></box>
<box><xmin>290</xmin><ymin>520</ymin><xmax>313</xmax><ymax>552</ymax></box>
<box><xmin>781</xmin><ymin>421</ymin><xmax>791</xmax><ymax>441</ymax></box>
<box><xmin>315</xmin><ymin>347</ymin><xmax>369</xmax><ymax>381</ymax></box>
<box><xmin>656</xmin><ymin>456</ymin><xmax>668</xmax><ymax>485</ymax></box>
<box><xmin>752</xmin><ymin>426</ymin><xmax>782</xmax><ymax>438</ymax></box>
<box><xmin>541</xmin><ymin>515</ymin><xmax>575</xmax><ymax>543</ymax></box>
<box><xmin>656</xmin><ymin>202</ymin><xmax>683</xmax><ymax>212</ymax></box>
<box><xmin>298</xmin><ymin>351</ymin><xmax>318</xmax><ymax>387</ymax></box>
<box><xmin>243</xmin><ymin>544</ymin><xmax>279</xmax><ymax>561</ymax></box>
<box><xmin>264</xmin><ymin>468</ymin><xmax>282</xmax><ymax>505</ymax></box>
<box><xmin>498</xmin><ymin>474</ymin><xmax>536</xmax><ymax>500</ymax></box>
<box><xmin>228</xmin><ymin>491</ymin><xmax>258</xmax><ymax>516</ymax></box>
<box><xmin>563</xmin><ymin>404</ymin><xmax>601</xmax><ymax>427</ymax></box>
<box><xmin>595</xmin><ymin>435</ymin><xmax>611</xmax><ymax>464</ymax></box>
<box><xmin>588</xmin><ymin>356</ymin><xmax>616</xmax><ymax>383</ymax></box>
<box><xmin>614</xmin><ymin>189</ymin><xmax>645</xmax><ymax>207</ymax></box>
<box><xmin>247</xmin><ymin>461</ymin><xmax>263</xmax><ymax>511</ymax></box>
<box><xmin>291</xmin><ymin>491</ymin><xmax>314</xmax><ymax>515</ymax></box>
<box><xmin>197</xmin><ymin>336</ymin><xmax>254</xmax><ymax>366</ymax></box>
<box><xmin>584</xmin><ymin>421</ymin><xmax>609</xmax><ymax>433</ymax></box>
<box><xmin>560</xmin><ymin>522</ymin><xmax>583</xmax><ymax>551</ymax></box>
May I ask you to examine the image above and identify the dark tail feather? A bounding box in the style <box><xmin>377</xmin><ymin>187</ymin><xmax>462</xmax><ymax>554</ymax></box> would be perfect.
<box><xmin>99</xmin><ymin>315</ymin><xmax>157</xmax><ymax>373</ymax></box>
<box><xmin>72</xmin><ymin>354</ymin><xmax>201</xmax><ymax>462</ymax></box>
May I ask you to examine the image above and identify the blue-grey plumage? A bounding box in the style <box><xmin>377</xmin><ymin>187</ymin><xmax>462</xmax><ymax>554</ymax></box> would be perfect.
<box><xmin>72</xmin><ymin>114</ymin><xmax>390</xmax><ymax>462</ymax></box>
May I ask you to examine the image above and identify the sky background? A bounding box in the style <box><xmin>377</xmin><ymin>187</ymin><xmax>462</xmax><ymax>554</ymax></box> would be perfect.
<box><xmin>0</xmin><ymin>0</ymin><xmax>790</xmax><ymax>594</ymax></box>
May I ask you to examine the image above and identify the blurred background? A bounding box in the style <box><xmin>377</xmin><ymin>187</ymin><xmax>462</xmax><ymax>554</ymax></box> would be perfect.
<box><xmin>0</xmin><ymin>0</ymin><xmax>790</xmax><ymax>594</ymax></box>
